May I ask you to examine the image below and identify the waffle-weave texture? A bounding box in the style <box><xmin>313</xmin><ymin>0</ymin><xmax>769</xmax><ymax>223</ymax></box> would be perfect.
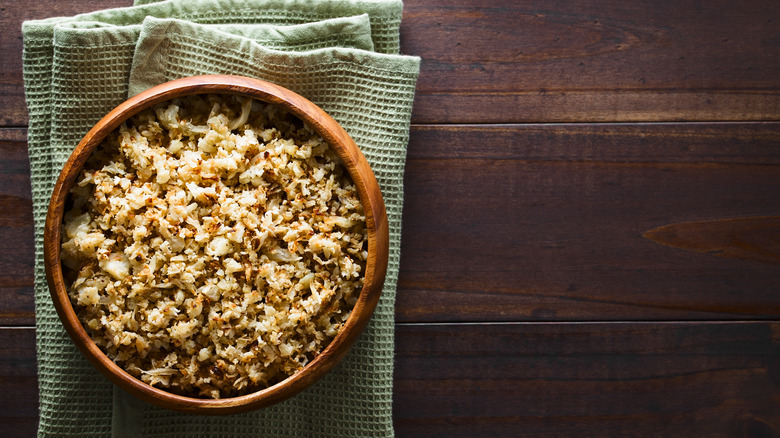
<box><xmin>21</xmin><ymin>1</ymin><xmax>419</xmax><ymax>436</ymax></box>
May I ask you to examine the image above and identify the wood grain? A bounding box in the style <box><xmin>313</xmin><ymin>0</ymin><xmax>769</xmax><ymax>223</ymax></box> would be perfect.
<box><xmin>4</xmin><ymin>0</ymin><xmax>780</xmax><ymax>125</ymax></box>
<box><xmin>3</xmin><ymin>322</ymin><xmax>779</xmax><ymax>438</ymax></box>
<box><xmin>643</xmin><ymin>216</ymin><xmax>780</xmax><ymax>265</ymax></box>
<box><xmin>393</xmin><ymin>321</ymin><xmax>780</xmax><ymax>437</ymax></box>
<box><xmin>401</xmin><ymin>0</ymin><xmax>780</xmax><ymax>123</ymax></box>
<box><xmin>6</xmin><ymin>123</ymin><xmax>780</xmax><ymax>325</ymax></box>
<box><xmin>396</xmin><ymin>123</ymin><xmax>780</xmax><ymax>322</ymax></box>
<box><xmin>0</xmin><ymin>131</ymin><xmax>35</xmax><ymax>326</ymax></box>
<box><xmin>0</xmin><ymin>328</ymin><xmax>38</xmax><ymax>438</ymax></box>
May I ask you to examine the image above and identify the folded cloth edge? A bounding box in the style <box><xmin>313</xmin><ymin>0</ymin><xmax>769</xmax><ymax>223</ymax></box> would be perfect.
<box><xmin>128</xmin><ymin>16</ymin><xmax>420</xmax><ymax>98</ymax></box>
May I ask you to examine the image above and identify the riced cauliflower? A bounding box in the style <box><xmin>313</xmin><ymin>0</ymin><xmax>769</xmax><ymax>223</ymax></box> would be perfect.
<box><xmin>61</xmin><ymin>94</ymin><xmax>367</xmax><ymax>399</ymax></box>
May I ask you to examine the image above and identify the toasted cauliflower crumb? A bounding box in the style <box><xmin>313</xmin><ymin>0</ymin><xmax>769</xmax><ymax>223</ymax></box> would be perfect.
<box><xmin>61</xmin><ymin>94</ymin><xmax>367</xmax><ymax>399</ymax></box>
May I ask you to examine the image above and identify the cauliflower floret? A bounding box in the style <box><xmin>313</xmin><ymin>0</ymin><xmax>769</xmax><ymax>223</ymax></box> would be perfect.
<box><xmin>308</xmin><ymin>233</ymin><xmax>341</xmax><ymax>258</ymax></box>
<box><xmin>223</xmin><ymin>258</ymin><xmax>242</xmax><ymax>274</ymax></box>
<box><xmin>170</xmin><ymin>319</ymin><xmax>199</xmax><ymax>343</ymax></box>
<box><xmin>186</xmin><ymin>182</ymin><xmax>217</xmax><ymax>204</ymax></box>
<box><xmin>101</xmin><ymin>253</ymin><xmax>131</xmax><ymax>281</ymax></box>
<box><xmin>76</xmin><ymin>286</ymin><xmax>100</xmax><ymax>306</ymax></box>
<box><xmin>206</xmin><ymin>236</ymin><xmax>232</xmax><ymax>257</ymax></box>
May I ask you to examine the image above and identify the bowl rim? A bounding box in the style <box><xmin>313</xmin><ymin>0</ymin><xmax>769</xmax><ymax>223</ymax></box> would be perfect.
<box><xmin>43</xmin><ymin>74</ymin><xmax>389</xmax><ymax>415</ymax></box>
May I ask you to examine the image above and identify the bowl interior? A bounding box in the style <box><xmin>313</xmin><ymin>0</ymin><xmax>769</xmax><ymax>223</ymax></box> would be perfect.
<box><xmin>44</xmin><ymin>75</ymin><xmax>389</xmax><ymax>414</ymax></box>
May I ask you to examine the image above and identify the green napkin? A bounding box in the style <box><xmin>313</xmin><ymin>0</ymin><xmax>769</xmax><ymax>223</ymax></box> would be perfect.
<box><xmin>22</xmin><ymin>1</ymin><xmax>419</xmax><ymax>436</ymax></box>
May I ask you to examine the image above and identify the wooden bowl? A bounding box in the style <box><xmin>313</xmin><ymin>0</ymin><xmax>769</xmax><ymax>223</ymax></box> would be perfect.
<box><xmin>43</xmin><ymin>75</ymin><xmax>389</xmax><ymax>415</ymax></box>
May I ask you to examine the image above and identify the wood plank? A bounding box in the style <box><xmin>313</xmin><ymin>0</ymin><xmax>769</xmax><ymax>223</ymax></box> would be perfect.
<box><xmin>401</xmin><ymin>0</ymin><xmax>780</xmax><ymax>123</ymax></box>
<box><xmin>393</xmin><ymin>321</ymin><xmax>780</xmax><ymax>437</ymax></box>
<box><xmin>4</xmin><ymin>0</ymin><xmax>780</xmax><ymax>126</ymax></box>
<box><xmin>0</xmin><ymin>131</ymin><xmax>35</xmax><ymax>326</ymax></box>
<box><xmin>397</xmin><ymin>123</ymin><xmax>780</xmax><ymax>322</ymax></box>
<box><xmin>6</xmin><ymin>124</ymin><xmax>780</xmax><ymax>324</ymax></box>
<box><xmin>5</xmin><ymin>323</ymin><xmax>779</xmax><ymax>437</ymax></box>
<box><xmin>0</xmin><ymin>328</ymin><xmax>38</xmax><ymax>438</ymax></box>
<box><xmin>408</xmin><ymin>91</ymin><xmax>780</xmax><ymax>124</ymax></box>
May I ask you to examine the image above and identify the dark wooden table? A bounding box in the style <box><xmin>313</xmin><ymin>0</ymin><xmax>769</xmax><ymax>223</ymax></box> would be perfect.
<box><xmin>3</xmin><ymin>1</ymin><xmax>780</xmax><ymax>436</ymax></box>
